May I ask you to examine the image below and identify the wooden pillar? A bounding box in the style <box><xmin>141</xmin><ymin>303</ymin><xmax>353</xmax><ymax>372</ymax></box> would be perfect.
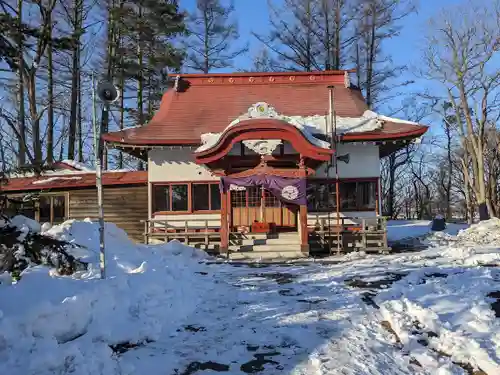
<box><xmin>227</xmin><ymin>190</ymin><xmax>232</xmax><ymax>236</ymax></box>
<box><xmin>298</xmin><ymin>155</ymin><xmax>309</xmax><ymax>255</ymax></box>
<box><xmin>376</xmin><ymin>177</ymin><xmax>381</xmax><ymax>216</ymax></box>
<box><xmin>220</xmin><ymin>190</ymin><xmax>229</xmax><ymax>252</ymax></box>
<box><xmin>299</xmin><ymin>204</ymin><xmax>309</xmax><ymax>254</ymax></box>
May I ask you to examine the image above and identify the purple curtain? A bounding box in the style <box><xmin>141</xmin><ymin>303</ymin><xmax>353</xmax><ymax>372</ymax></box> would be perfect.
<box><xmin>220</xmin><ymin>175</ymin><xmax>306</xmax><ymax>205</ymax></box>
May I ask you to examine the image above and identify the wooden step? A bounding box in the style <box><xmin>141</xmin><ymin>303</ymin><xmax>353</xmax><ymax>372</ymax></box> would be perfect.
<box><xmin>229</xmin><ymin>251</ymin><xmax>306</xmax><ymax>260</ymax></box>
<box><xmin>229</xmin><ymin>243</ymin><xmax>303</xmax><ymax>253</ymax></box>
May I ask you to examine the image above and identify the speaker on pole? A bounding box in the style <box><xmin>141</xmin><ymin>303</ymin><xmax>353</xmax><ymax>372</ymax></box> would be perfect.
<box><xmin>97</xmin><ymin>81</ymin><xmax>120</xmax><ymax>104</ymax></box>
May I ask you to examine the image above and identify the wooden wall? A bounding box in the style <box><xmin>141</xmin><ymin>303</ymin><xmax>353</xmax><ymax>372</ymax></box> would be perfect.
<box><xmin>69</xmin><ymin>185</ymin><xmax>148</xmax><ymax>242</ymax></box>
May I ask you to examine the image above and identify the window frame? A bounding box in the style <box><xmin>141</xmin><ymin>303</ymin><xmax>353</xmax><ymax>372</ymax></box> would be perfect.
<box><xmin>6</xmin><ymin>192</ymin><xmax>69</xmax><ymax>224</ymax></box>
<box><xmin>307</xmin><ymin>178</ymin><xmax>378</xmax><ymax>212</ymax></box>
<box><xmin>152</xmin><ymin>181</ymin><xmax>221</xmax><ymax>215</ymax></box>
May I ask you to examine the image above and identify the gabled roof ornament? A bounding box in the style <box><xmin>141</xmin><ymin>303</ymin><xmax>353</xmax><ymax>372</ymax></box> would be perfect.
<box><xmin>344</xmin><ymin>71</ymin><xmax>351</xmax><ymax>88</ymax></box>
<box><xmin>247</xmin><ymin>102</ymin><xmax>278</xmax><ymax>118</ymax></box>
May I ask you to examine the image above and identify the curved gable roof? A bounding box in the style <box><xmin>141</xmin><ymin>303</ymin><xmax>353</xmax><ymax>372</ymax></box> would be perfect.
<box><xmin>193</xmin><ymin>119</ymin><xmax>334</xmax><ymax>164</ymax></box>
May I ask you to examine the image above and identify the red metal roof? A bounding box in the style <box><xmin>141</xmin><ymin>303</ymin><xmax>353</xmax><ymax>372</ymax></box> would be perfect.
<box><xmin>103</xmin><ymin>71</ymin><xmax>370</xmax><ymax>145</ymax></box>
<box><xmin>1</xmin><ymin>171</ymin><xmax>147</xmax><ymax>193</ymax></box>
<box><xmin>341</xmin><ymin>121</ymin><xmax>428</xmax><ymax>141</ymax></box>
<box><xmin>102</xmin><ymin>70</ymin><xmax>428</xmax><ymax>146</ymax></box>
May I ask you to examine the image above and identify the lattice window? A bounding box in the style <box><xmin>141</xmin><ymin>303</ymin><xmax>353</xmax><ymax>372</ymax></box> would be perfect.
<box><xmin>231</xmin><ymin>190</ymin><xmax>247</xmax><ymax>208</ymax></box>
<box><xmin>264</xmin><ymin>189</ymin><xmax>280</xmax><ymax>207</ymax></box>
<box><xmin>247</xmin><ymin>187</ymin><xmax>261</xmax><ymax>207</ymax></box>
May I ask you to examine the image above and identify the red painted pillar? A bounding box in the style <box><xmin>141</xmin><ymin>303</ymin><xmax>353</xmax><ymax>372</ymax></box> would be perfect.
<box><xmin>299</xmin><ymin>204</ymin><xmax>309</xmax><ymax>254</ymax></box>
<box><xmin>220</xmin><ymin>190</ymin><xmax>229</xmax><ymax>252</ymax></box>
<box><xmin>298</xmin><ymin>155</ymin><xmax>309</xmax><ymax>255</ymax></box>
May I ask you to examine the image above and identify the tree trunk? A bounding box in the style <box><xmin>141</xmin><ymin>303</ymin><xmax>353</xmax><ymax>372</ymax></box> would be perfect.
<box><xmin>101</xmin><ymin>0</ymin><xmax>116</xmax><ymax>170</ymax></box>
<box><xmin>77</xmin><ymin>54</ymin><xmax>83</xmax><ymax>162</ymax></box>
<box><xmin>445</xmin><ymin>122</ymin><xmax>452</xmax><ymax>220</ymax></box>
<box><xmin>27</xmin><ymin>70</ymin><xmax>42</xmax><ymax>164</ymax></box>
<box><xmin>67</xmin><ymin>0</ymin><xmax>82</xmax><ymax>160</ymax></box>
<box><xmin>334</xmin><ymin>0</ymin><xmax>341</xmax><ymax>70</ymax></box>
<box><xmin>47</xmin><ymin>10</ymin><xmax>54</xmax><ymax>165</ymax></box>
<box><xmin>118</xmin><ymin>59</ymin><xmax>124</xmax><ymax>169</ymax></box>
<box><xmin>17</xmin><ymin>0</ymin><xmax>26</xmax><ymax>167</ymax></box>
<box><xmin>365</xmin><ymin>6</ymin><xmax>376</xmax><ymax>109</ymax></box>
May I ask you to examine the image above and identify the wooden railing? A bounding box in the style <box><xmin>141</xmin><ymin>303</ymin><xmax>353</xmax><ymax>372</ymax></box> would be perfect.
<box><xmin>307</xmin><ymin>215</ymin><xmax>389</xmax><ymax>254</ymax></box>
<box><xmin>141</xmin><ymin>218</ymin><xmax>221</xmax><ymax>245</ymax></box>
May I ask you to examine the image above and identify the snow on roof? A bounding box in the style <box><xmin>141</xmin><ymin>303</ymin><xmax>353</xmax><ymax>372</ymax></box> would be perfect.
<box><xmin>196</xmin><ymin>103</ymin><xmax>396</xmax><ymax>152</ymax></box>
<box><xmin>59</xmin><ymin>159</ymin><xmax>94</xmax><ymax>172</ymax></box>
<box><xmin>32</xmin><ymin>176</ymin><xmax>83</xmax><ymax>185</ymax></box>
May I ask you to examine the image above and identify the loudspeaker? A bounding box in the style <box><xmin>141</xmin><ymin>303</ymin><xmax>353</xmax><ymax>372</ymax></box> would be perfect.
<box><xmin>97</xmin><ymin>81</ymin><xmax>120</xmax><ymax>104</ymax></box>
<box><xmin>337</xmin><ymin>153</ymin><xmax>350</xmax><ymax>164</ymax></box>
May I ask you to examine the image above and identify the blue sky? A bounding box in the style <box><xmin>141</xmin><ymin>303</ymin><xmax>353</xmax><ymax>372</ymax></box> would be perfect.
<box><xmin>180</xmin><ymin>0</ymin><xmax>461</xmax><ymax>72</ymax></box>
<box><xmin>179</xmin><ymin>0</ymin><xmax>463</xmax><ymax>124</ymax></box>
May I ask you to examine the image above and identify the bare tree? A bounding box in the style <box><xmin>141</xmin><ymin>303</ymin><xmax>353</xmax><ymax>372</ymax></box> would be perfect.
<box><xmin>421</xmin><ymin>0</ymin><xmax>500</xmax><ymax>220</ymax></box>
<box><xmin>184</xmin><ymin>0</ymin><xmax>247</xmax><ymax>73</ymax></box>
<box><xmin>353</xmin><ymin>0</ymin><xmax>415</xmax><ymax>108</ymax></box>
<box><xmin>254</xmin><ymin>0</ymin><xmax>324</xmax><ymax>71</ymax></box>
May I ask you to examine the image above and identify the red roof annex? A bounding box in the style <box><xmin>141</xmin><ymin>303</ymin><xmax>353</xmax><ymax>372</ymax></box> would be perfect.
<box><xmin>2</xmin><ymin>171</ymin><xmax>147</xmax><ymax>193</ymax></box>
<box><xmin>102</xmin><ymin>70</ymin><xmax>428</xmax><ymax>147</ymax></box>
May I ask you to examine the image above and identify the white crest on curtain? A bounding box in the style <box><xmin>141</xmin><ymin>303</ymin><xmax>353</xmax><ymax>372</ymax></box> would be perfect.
<box><xmin>229</xmin><ymin>184</ymin><xmax>246</xmax><ymax>191</ymax></box>
<box><xmin>281</xmin><ymin>185</ymin><xmax>299</xmax><ymax>201</ymax></box>
<box><xmin>242</xmin><ymin>139</ymin><xmax>282</xmax><ymax>155</ymax></box>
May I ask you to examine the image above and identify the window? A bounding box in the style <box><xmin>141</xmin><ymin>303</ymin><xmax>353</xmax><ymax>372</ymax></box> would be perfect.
<box><xmin>307</xmin><ymin>180</ymin><xmax>377</xmax><ymax>211</ymax></box>
<box><xmin>192</xmin><ymin>183</ymin><xmax>221</xmax><ymax>211</ymax></box>
<box><xmin>340</xmin><ymin>181</ymin><xmax>377</xmax><ymax>211</ymax></box>
<box><xmin>39</xmin><ymin>196</ymin><xmax>51</xmax><ymax>223</ymax></box>
<box><xmin>52</xmin><ymin>196</ymin><xmax>66</xmax><ymax>223</ymax></box>
<box><xmin>307</xmin><ymin>181</ymin><xmax>337</xmax><ymax>211</ymax></box>
<box><xmin>153</xmin><ymin>185</ymin><xmax>171</xmax><ymax>212</ymax></box>
<box><xmin>358</xmin><ymin>182</ymin><xmax>376</xmax><ymax>209</ymax></box>
<box><xmin>210</xmin><ymin>184</ymin><xmax>221</xmax><ymax>210</ymax></box>
<box><xmin>193</xmin><ymin>184</ymin><xmax>209</xmax><ymax>211</ymax></box>
<box><xmin>172</xmin><ymin>185</ymin><xmax>188</xmax><ymax>211</ymax></box>
<box><xmin>340</xmin><ymin>182</ymin><xmax>357</xmax><ymax>210</ymax></box>
<box><xmin>231</xmin><ymin>190</ymin><xmax>246</xmax><ymax>208</ymax></box>
<box><xmin>152</xmin><ymin>182</ymin><xmax>221</xmax><ymax>213</ymax></box>
<box><xmin>153</xmin><ymin>184</ymin><xmax>188</xmax><ymax>212</ymax></box>
<box><xmin>7</xmin><ymin>194</ymin><xmax>67</xmax><ymax>224</ymax></box>
<box><xmin>247</xmin><ymin>187</ymin><xmax>261</xmax><ymax>207</ymax></box>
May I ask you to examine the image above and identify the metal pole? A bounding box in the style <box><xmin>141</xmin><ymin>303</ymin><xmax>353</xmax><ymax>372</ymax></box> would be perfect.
<box><xmin>333</xmin><ymin>89</ymin><xmax>341</xmax><ymax>255</ymax></box>
<box><xmin>92</xmin><ymin>72</ymin><xmax>106</xmax><ymax>279</ymax></box>
<box><xmin>328</xmin><ymin>86</ymin><xmax>341</xmax><ymax>255</ymax></box>
<box><xmin>327</xmin><ymin>90</ymin><xmax>333</xmax><ymax>254</ymax></box>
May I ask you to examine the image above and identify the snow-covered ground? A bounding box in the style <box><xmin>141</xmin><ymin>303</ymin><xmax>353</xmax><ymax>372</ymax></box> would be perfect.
<box><xmin>387</xmin><ymin>220</ymin><xmax>469</xmax><ymax>242</ymax></box>
<box><xmin>0</xmin><ymin>218</ymin><xmax>499</xmax><ymax>375</ymax></box>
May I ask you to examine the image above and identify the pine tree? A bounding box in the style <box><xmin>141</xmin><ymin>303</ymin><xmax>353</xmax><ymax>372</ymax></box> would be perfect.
<box><xmin>183</xmin><ymin>0</ymin><xmax>247</xmax><ymax>73</ymax></box>
<box><xmin>0</xmin><ymin>0</ymin><xmax>74</xmax><ymax>166</ymax></box>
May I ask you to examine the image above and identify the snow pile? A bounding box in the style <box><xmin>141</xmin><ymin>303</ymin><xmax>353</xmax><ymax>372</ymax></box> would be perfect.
<box><xmin>9</xmin><ymin>215</ymin><xmax>42</xmax><ymax>234</ymax></box>
<box><xmin>454</xmin><ymin>217</ymin><xmax>500</xmax><ymax>246</ymax></box>
<box><xmin>377</xmin><ymin>267</ymin><xmax>500</xmax><ymax>375</ymax></box>
<box><xmin>0</xmin><ymin>219</ymin><xmax>214</xmax><ymax>375</ymax></box>
<box><xmin>1</xmin><ymin>216</ymin><xmax>86</xmax><ymax>276</ymax></box>
<box><xmin>196</xmin><ymin>103</ymin><xmax>418</xmax><ymax>152</ymax></box>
